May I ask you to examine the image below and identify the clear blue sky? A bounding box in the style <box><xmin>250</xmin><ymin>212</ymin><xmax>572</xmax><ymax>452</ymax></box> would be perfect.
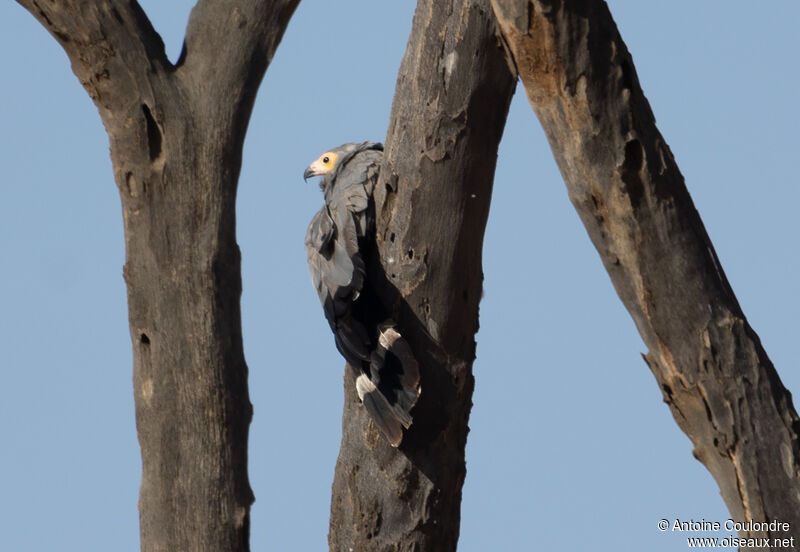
<box><xmin>1</xmin><ymin>1</ymin><xmax>798</xmax><ymax>550</ymax></box>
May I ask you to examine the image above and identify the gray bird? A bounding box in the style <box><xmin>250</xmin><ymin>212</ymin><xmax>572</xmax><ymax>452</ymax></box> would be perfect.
<box><xmin>303</xmin><ymin>142</ymin><xmax>420</xmax><ymax>446</ymax></box>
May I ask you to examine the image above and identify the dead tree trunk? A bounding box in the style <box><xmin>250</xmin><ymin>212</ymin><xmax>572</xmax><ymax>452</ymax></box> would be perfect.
<box><xmin>491</xmin><ymin>0</ymin><xmax>800</xmax><ymax>543</ymax></box>
<box><xmin>17</xmin><ymin>1</ymin><xmax>299</xmax><ymax>551</ymax></box>
<box><xmin>327</xmin><ymin>1</ymin><xmax>516</xmax><ymax>550</ymax></box>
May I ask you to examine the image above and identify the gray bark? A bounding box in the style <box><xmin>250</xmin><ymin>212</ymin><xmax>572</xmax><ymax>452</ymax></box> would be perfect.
<box><xmin>328</xmin><ymin>1</ymin><xmax>517</xmax><ymax>550</ymax></box>
<box><xmin>16</xmin><ymin>1</ymin><xmax>300</xmax><ymax>551</ymax></box>
<box><xmin>491</xmin><ymin>0</ymin><xmax>800</xmax><ymax>545</ymax></box>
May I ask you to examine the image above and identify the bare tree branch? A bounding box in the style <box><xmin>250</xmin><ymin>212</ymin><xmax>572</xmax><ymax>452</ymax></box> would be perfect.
<box><xmin>491</xmin><ymin>0</ymin><xmax>800</xmax><ymax>542</ymax></box>
<box><xmin>17</xmin><ymin>0</ymin><xmax>169</xmax><ymax>119</ymax></box>
<box><xmin>16</xmin><ymin>1</ymin><xmax>300</xmax><ymax>551</ymax></box>
<box><xmin>181</xmin><ymin>0</ymin><xmax>300</xmax><ymax>146</ymax></box>
<box><xmin>328</xmin><ymin>1</ymin><xmax>517</xmax><ymax>550</ymax></box>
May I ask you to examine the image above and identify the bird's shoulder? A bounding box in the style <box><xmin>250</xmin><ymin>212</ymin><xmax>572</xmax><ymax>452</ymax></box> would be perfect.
<box><xmin>327</xmin><ymin>149</ymin><xmax>382</xmax><ymax>215</ymax></box>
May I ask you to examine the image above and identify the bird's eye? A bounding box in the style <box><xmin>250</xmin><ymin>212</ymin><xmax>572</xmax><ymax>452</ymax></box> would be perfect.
<box><xmin>323</xmin><ymin>156</ymin><xmax>330</xmax><ymax>164</ymax></box>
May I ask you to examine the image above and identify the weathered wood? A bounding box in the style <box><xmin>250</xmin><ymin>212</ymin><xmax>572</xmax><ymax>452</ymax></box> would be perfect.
<box><xmin>16</xmin><ymin>1</ymin><xmax>300</xmax><ymax>550</ymax></box>
<box><xmin>328</xmin><ymin>1</ymin><xmax>517</xmax><ymax>550</ymax></box>
<box><xmin>491</xmin><ymin>0</ymin><xmax>800</xmax><ymax>543</ymax></box>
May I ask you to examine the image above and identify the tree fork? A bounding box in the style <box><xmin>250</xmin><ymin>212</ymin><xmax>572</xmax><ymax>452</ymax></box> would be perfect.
<box><xmin>491</xmin><ymin>0</ymin><xmax>800</xmax><ymax>543</ymax></box>
<box><xmin>17</xmin><ymin>1</ymin><xmax>300</xmax><ymax>550</ymax></box>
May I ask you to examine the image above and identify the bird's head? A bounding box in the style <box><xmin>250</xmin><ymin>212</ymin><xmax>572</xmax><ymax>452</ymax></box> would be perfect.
<box><xmin>303</xmin><ymin>143</ymin><xmax>378</xmax><ymax>183</ymax></box>
<box><xmin>303</xmin><ymin>150</ymin><xmax>340</xmax><ymax>181</ymax></box>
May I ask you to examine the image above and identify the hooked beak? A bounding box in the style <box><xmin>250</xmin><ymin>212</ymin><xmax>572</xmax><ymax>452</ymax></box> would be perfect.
<box><xmin>303</xmin><ymin>159</ymin><xmax>327</xmax><ymax>182</ymax></box>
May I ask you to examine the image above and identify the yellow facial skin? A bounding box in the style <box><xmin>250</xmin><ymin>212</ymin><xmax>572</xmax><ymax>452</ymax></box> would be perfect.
<box><xmin>305</xmin><ymin>151</ymin><xmax>339</xmax><ymax>178</ymax></box>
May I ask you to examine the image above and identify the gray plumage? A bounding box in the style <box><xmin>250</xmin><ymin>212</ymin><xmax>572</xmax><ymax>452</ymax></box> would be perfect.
<box><xmin>303</xmin><ymin>142</ymin><xmax>420</xmax><ymax>446</ymax></box>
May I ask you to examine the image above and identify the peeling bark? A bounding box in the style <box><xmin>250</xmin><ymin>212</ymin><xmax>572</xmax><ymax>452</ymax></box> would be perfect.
<box><xmin>492</xmin><ymin>0</ymin><xmax>800</xmax><ymax>543</ymax></box>
<box><xmin>16</xmin><ymin>1</ymin><xmax>300</xmax><ymax>551</ymax></box>
<box><xmin>327</xmin><ymin>1</ymin><xmax>517</xmax><ymax>550</ymax></box>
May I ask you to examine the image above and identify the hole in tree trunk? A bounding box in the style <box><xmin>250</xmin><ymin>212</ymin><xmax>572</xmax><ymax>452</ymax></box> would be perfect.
<box><xmin>141</xmin><ymin>104</ymin><xmax>163</xmax><ymax>163</ymax></box>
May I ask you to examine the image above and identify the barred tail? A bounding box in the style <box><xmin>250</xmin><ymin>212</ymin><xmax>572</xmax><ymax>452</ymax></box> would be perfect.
<box><xmin>355</xmin><ymin>323</ymin><xmax>421</xmax><ymax>447</ymax></box>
